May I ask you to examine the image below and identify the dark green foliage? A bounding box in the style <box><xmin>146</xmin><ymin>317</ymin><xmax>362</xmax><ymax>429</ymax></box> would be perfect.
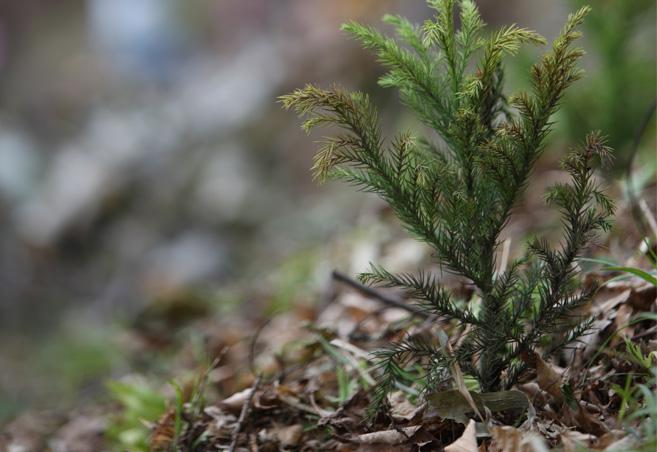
<box><xmin>281</xmin><ymin>0</ymin><xmax>613</xmax><ymax>413</ymax></box>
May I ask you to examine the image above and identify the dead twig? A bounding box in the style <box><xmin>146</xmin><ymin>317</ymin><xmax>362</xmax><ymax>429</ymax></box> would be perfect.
<box><xmin>228</xmin><ymin>375</ymin><xmax>262</xmax><ymax>452</ymax></box>
<box><xmin>249</xmin><ymin>317</ymin><xmax>273</xmax><ymax>377</ymax></box>
<box><xmin>332</xmin><ymin>270</ymin><xmax>429</xmax><ymax>318</ymax></box>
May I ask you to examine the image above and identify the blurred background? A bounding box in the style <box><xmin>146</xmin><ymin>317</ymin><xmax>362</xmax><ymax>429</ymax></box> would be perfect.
<box><xmin>0</xmin><ymin>0</ymin><xmax>654</xmax><ymax>422</ymax></box>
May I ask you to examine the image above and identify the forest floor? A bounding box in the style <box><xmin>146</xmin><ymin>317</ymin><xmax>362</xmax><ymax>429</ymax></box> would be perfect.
<box><xmin>2</xmin><ymin>195</ymin><xmax>657</xmax><ymax>452</ymax></box>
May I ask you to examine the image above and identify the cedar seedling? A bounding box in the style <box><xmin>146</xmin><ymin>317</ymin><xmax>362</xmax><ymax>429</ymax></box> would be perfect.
<box><xmin>281</xmin><ymin>0</ymin><xmax>613</xmax><ymax>413</ymax></box>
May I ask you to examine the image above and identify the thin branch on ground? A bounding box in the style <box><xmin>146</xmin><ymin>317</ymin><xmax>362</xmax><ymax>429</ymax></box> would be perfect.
<box><xmin>332</xmin><ymin>270</ymin><xmax>430</xmax><ymax>318</ymax></box>
<box><xmin>228</xmin><ymin>375</ymin><xmax>262</xmax><ymax>452</ymax></box>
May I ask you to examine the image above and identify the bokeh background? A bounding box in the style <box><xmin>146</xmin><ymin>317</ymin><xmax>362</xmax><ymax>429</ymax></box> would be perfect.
<box><xmin>0</xmin><ymin>0</ymin><xmax>654</xmax><ymax>421</ymax></box>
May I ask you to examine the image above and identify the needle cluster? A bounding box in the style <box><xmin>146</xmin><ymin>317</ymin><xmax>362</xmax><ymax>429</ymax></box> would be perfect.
<box><xmin>281</xmin><ymin>0</ymin><xmax>613</xmax><ymax>413</ymax></box>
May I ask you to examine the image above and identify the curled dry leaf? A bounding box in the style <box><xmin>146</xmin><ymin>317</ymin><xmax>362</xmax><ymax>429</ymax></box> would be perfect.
<box><xmin>444</xmin><ymin>419</ymin><xmax>477</xmax><ymax>452</ymax></box>
<box><xmin>534</xmin><ymin>354</ymin><xmax>564</xmax><ymax>404</ymax></box>
<box><xmin>441</xmin><ymin>333</ymin><xmax>484</xmax><ymax>421</ymax></box>
<box><xmin>353</xmin><ymin>425</ymin><xmax>422</xmax><ymax>445</ymax></box>
<box><xmin>219</xmin><ymin>387</ymin><xmax>253</xmax><ymax>412</ymax></box>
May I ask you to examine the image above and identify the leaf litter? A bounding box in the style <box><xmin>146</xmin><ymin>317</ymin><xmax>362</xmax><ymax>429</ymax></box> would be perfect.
<box><xmin>1</xmin><ymin>218</ymin><xmax>656</xmax><ymax>451</ymax></box>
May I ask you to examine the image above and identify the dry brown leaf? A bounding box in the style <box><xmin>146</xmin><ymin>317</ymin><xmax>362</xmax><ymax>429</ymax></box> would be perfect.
<box><xmin>592</xmin><ymin>431</ymin><xmax>626</xmax><ymax>449</ymax></box>
<box><xmin>341</xmin><ymin>293</ymin><xmax>381</xmax><ymax>319</ymax></box>
<box><xmin>591</xmin><ymin>289</ymin><xmax>631</xmax><ymax>315</ymax></box>
<box><xmin>353</xmin><ymin>426</ymin><xmax>421</xmax><ymax>445</ymax></box>
<box><xmin>518</xmin><ymin>382</ymin><xmax>548</xmax><ymax>408</ymax></box>
<box><xmin>389</xmin><ymin>391</ymin><xmax>425</xmax><ymax>422</ymax></box>
<box><xmin>614</xmin><ymin>303</ymin><xmax>634</xmax><ymax>339</ymax></box>
<box><xmin>452</xmin><ymin>360</ymin><xmax>484</xmax><ymax>421</ymax></box>
<box><xmin>628</xmin><ymin>282</ymin><xmax>657</xmax><ymax>311</ymax></box>
<box><xmin>219</xmin><ymin>387</ymin><xmax>253</xmax><ymax>412</ymax></box>
<box><xmin>602</xmin><ymin>434</ymin><xmax>636</xmax><ymax>451</ymax></box>
<box><xmin>274</xmin><ymin>424</ymin><xmax>303</xmax><ymax>448</ymax></box>
<box><xmin>442</xmin><ymin>332</ymin><xmax>484</xmax><ymax>421</ymax></box>
<box><xmin>535</xmin><ymin>354</ymin><xmax>564</xmax><ymax>404</ymax></box>
<box><xmin>490</xmin><ymin>426</ymin><xmax>522</xmax><ymax>452</ymax></box>
<box><xmin>148</xmin><ymin>409</ymin><xmax>176</xmax><ymax>452</ymax></box>
<box><xmin>445</xmin><ymin>419</ymin><xmax>477</xmax><ymax>452</ymax></box>
<box><xmin>573</xmin><ymin>404</ymin><xmax>609</xmax><ymax>436</ymax></box>
<box><xmin>489</xmin><ymin>425</ymin><xmax>549</xmax><ymax>452</ymax></box>
<box><xmin>382</xmin><ymin>308</ymin><xmax>413</xmax><ymax>323</ymax></box>
<box><xmin>560</xmin><ymin>430</ymin><xmax>595</xmax><ymax>452</ymax></box>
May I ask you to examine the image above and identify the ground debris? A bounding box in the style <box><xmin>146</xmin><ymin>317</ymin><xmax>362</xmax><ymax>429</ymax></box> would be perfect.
<box><xmin>2</xmin><ymin>230</ymin><xmax>655</xmax><ymax>451</ymax></box>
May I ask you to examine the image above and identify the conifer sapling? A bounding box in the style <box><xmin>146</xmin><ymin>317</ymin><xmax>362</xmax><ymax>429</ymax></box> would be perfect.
<box><xmin>281</xmin><ymin>0</ymin><xmax>613</xmax><ymax>414</ymax></box>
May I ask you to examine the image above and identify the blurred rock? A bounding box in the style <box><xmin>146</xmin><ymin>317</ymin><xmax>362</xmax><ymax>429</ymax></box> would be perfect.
<box><xmin>142</xmin><ymin>230</ymin><xmax>228</xmax><ymax>292</ymax></box>
<box><xmin>193</xmin><ymin>144</ymin><xmax>255</xmax><ymax>222</ymax></box>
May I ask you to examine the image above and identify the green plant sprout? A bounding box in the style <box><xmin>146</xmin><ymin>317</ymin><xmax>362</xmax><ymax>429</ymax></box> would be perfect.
<box><xmin>281</xmin><ymin>0</ymin><xmax>613</xmax><ymax>414</ymax></box>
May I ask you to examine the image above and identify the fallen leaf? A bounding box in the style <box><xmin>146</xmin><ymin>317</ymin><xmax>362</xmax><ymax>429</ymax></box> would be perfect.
<box><xmin>389</xmin><ymin>391</ymin><xmax>425</xmax><ymax>422</ymax></box>
<box><xmin>593</xmin><ymin>431</ymin><xmax>625</xmax><ymax>449</ymax></box>
<box><xmin>354</xmin><ymin>425</ymin><xmax>421</xmax><ymax>445</ymax></box>
<box><xmin>602</xmin><ymin>434</ymin><xmax>636</xmax><ymax>451</ymax></box>
<box><xmin>628</xmin><ymin>282</ymin><xmax>657</xmax><ymax>311</ymax></box>
<box><xmin>560</xmin><ymin>430</ymin><xmax>594</xmax><ymax>452</ymax></box>
<box><xmin>204</xmin><ymin>406</ymin><xmax>236</xmax><ymax>439</ymax></box>
<box><xmin>573</xmin><ymin>404</ymin><xmax>609</xmax><ymax>436</ymax></box>
<box><xmin>519</xmin><ymin>382</ymin><xmax>548</xmax><ymax>408</ymax></box>
<box><xmin>535</xmin><ymin>354</ymin><xmax>564</xmax><ymax>404</ymax></box>
<box><xmin>274</xmin><ymin>424</ymin><xmax>303</xmax><ymax>448</ymax></box>
<box><xmin>148</xmin><ymin>409</ymin><xmax>176</xmax><ymax>452</ymax></box>
<box><xmin>613</xmin><ymin>303</ymin><xmax>634</xmax><ymax>339</ymax></box>
<box><xmin>445</xmin><ymin>419</ymin><xmax>477</xmax><ymax>452</ymax></box>
<box><xmin>219</xmin><ymin>387</ymin><xmax>252</xmax><ymax>412</ymax></box>
<box><xmin>439</xmin><ymin>329</ymin><xmax>484</xmax><ymax>421</ymax></box>
<box><xmin>490</xmin><ymin>425</ymin><xmax>521</xmax><ymax>452</ymax></box>
<box><xmin>490</xmin><ymin>425</ymin><xmax>549</xmax><ymax>452</ymax></box>
<box><xmin>591</xmin><ymin>289</ymin><xmax>631</xmax><ymax>315</ymax></box>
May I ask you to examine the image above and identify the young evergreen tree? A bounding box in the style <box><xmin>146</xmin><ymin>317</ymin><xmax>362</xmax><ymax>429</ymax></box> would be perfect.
<box><xmin>281</xmin><ymin>0</ymin><xmax>613</xmax><ymax>413</ymax></box>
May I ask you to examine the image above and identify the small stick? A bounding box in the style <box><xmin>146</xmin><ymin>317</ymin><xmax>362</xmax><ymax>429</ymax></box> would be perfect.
<box><xmin>228</xmin><ymin>375</ymin><xmax>262</xmax><ymax>452</ymax></box>
<box><xmin>248</xmin><ymin>318</ymin><xmax>273</xmax><ymax>377</ymax></box>
<box><xmin>331</xmin><ymin>270</ymin><xmax>429</xmax><ymax>318</ymax></box>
